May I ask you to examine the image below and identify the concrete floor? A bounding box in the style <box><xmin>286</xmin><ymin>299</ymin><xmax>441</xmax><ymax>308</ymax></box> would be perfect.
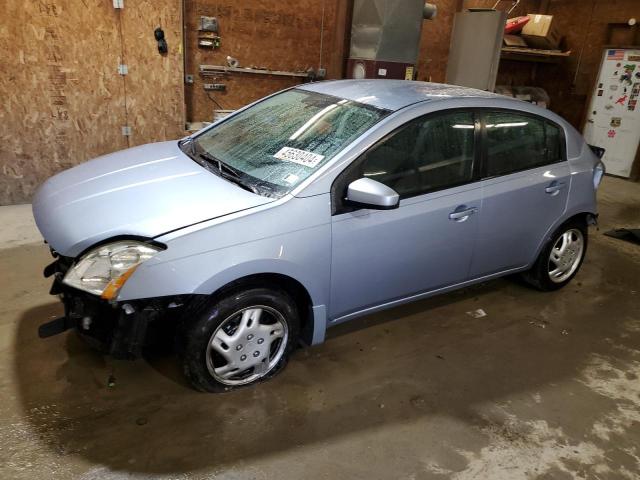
<box><xmin>1</xmin><ymin>176</ymin><xmax>639</xmax><ymax>479</ymax></box>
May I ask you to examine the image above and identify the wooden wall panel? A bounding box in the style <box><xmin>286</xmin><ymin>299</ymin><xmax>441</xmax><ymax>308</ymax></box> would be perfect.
<box><xmin>416</xmin><ymin>0</ymin><xmax>458</xmax><ymax>83</ymax></box>
<box><xmin>184</xmin><ymin>0</ymin><xmax>339</xmax><ymax>122</ymax></box>
<box><xmin>0</xmin><ymin>0</ymin><xmax>127</xmax><ymax>205</ymax></box>
<box><xmin>121</xmin><ymin>0</ymin><xmax>185</xmax><ymax>146</ymax></box>
<box><xmin>0</xmin><ymin>0</ymin><xmax>185</xmax><ymax>206</ymax></box>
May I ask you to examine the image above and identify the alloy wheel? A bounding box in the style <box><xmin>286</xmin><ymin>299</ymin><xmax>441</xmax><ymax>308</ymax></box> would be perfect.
<box><xmin>547</xmin><ymin>228</ymin><xmax>584</xmax><ymax>284</ymax></box>
<box><xmin>206</xmin><ymin>305</ymin><xmax>289</xmax><ymax>386</ymax></box>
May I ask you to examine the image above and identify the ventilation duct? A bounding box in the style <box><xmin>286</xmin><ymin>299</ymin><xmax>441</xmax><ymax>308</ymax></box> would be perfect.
<box><xmin>347</xmin><ymin>0</ymin><xmax>436</xmax><ymax>80</ymax></box>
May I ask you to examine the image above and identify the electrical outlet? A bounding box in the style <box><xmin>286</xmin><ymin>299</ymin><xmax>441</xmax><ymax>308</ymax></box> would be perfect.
<box><xmin>203</xmin><ymin>83</ymin><xmax>226</xmax><ymax>91</ymax></box>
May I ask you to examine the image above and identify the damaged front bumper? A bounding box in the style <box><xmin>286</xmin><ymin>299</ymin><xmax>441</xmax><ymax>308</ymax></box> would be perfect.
<box><xmin>39</xmin><ymin>250</ymin><xmax>192</xmax><ymax>359</ymax></box>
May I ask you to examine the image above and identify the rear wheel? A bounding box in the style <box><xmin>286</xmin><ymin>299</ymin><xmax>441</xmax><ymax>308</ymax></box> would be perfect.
<box><xmin>521</xmin><ymin>218</ymin><xmax>588</xmax><ymax>291</ymax></box>
<box><xmin>178</xmin><ymin>288</ymin><xmax>299</xmax><ymax>392</ymax></box>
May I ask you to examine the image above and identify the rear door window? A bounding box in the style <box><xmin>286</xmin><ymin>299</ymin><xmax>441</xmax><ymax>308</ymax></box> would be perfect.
<box><xmin>483</xmin><ymin>111</ymin><xmax>564</xmax><ymax>177</ymax></box>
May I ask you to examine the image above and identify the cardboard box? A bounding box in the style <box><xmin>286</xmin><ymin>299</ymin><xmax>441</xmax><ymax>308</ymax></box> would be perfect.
<box><xmin>521</xmin><ymin>14</ymin><xmax>561</xmax><ymax>50</ymax></box>
<box><xmin>503</xmin><ymin>34</ymin><xmax>528</xmax><ymax>48</ymax></box>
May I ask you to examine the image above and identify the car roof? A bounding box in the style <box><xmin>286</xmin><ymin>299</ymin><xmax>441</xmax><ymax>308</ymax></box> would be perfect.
<box><xmin>298</xmin><ymin>79</ymin><xmax>503</xmax><ymax>111</ymax></box>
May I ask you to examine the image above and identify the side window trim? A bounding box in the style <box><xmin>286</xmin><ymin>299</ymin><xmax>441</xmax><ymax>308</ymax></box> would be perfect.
<box><xmin>331</xmin><ymin>108</ymin><xmax>481</xmax><ymax>216</ymax></box>
<box><xmin>478</xmin><ymin>108</ymin><xmax>568</xmax><ymax>180</ymax></box>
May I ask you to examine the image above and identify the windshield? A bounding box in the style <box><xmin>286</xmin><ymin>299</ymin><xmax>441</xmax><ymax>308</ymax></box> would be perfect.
<box><xmin>187</xmin><ymin>89</ymin><xmax>390</xmax><ymax>197</ymax></box>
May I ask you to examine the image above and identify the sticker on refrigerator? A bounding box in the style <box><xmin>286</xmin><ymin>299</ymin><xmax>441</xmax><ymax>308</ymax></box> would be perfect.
<box><xmin>620</xmin><ymin>64</ymin><xmax>636</xmax><ymax>85</ymax></box>
<box><xmin>607</xmin><ymin>49</ymin><xmax>625</xmax><ymax>60</ymax></box>
<box><xmin>607</xmin><ymin>129</ymin><xmax>617</xmax><ymax>138</ymax></box>
<box><xmin>616</xmin><ymin>94</ymin><xmax>628</xmax><ymax>105</ymax></box>
<box><xmin>628</xmin><ymin>83</ymin><xmax>640</xmax><ymax>111</ymax></box>
<box><xmin>610</xmin><ymin>117</ymin><xmax>622</xmax><ymax>127</ymax></box>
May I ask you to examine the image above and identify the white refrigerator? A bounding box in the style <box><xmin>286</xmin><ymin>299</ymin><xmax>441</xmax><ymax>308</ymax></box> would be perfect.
<box><xmin>583</xmin><ymin>48</ymin><xmax>640</xmax><ymax>178</ymax></box>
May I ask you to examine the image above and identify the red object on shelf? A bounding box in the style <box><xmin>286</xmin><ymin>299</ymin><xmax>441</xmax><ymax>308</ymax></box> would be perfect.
<box><xmin>504</xmin><ymin>16</ymin><xmax>530</xmax><ymax>34</ymax></box>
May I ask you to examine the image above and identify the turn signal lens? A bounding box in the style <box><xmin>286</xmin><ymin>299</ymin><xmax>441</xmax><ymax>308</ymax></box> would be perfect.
<box><xmin>101</xmin><ymin>265</ymin><xmax>139</xmax><ymax>300</ymax></box>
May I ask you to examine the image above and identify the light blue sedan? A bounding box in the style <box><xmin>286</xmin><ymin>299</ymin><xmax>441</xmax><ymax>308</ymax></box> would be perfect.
<box><xmin>33</xmin><ymin>80</ymin><xmax>605</xmax><ymax>392</ymax></box>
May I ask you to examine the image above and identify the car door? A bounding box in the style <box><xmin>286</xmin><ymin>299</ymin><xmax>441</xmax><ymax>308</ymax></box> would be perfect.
<box><xmin>469</xmin><ymin>110</ymin><xmax>571</xmax><ymax>277</ymax></box>
<box><xmin>329</xmin><ymin>110</ymin><xmax>482</xmax><ymax>321</ymax></box>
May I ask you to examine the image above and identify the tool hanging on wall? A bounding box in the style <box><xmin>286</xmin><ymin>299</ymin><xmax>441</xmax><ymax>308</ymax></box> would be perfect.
<box><xmin>154</xmin><ymin>27</ymin><xmax>168</xmax><ymax>55</ymax></box>
<box><xmin>198</xmin><ymin>16</ymin><xmax>221</xmax><ymax>49</ymax></box>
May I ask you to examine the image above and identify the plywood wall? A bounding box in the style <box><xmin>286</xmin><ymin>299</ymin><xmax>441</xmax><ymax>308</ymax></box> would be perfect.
<box><xmin>184</xmin><ymin>0</ymin><xmax>342</xmax><ymax>122</ymax></box>
<box><xmin>416</xmin><ymin>0</ymin><xmax>459</xmax><ymax>83</ymax></box>
<box><xmin>0</xmin><ymin>1</ymin><xmax>126</xmax><ymax>204</ymax></box>
<box><xmin>3</xmin><ymin>0</ymin><xmax>638</xmax><ymax>204</ymax></box>
<box><xmin>0</xmin><ymin>0</ymin><xmax>185</xmax><ymax>205</ymax></box>
<box><xmin>121</xmin><ymin>0</ymin><xmax>185</xmax><ymax>146</ymax></box>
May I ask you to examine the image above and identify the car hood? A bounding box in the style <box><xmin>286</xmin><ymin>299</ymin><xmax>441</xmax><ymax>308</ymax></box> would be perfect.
<box><xmin>33</xmin><ymin>141</ymin><xmax>273</xmax><ymax>257</ymax></box>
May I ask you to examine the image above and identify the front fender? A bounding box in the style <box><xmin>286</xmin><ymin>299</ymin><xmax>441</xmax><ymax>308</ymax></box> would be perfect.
<box><xmin>117</xmin><ymin>224</ymin><xmax>331</xmax><ymax>306</ymax></box>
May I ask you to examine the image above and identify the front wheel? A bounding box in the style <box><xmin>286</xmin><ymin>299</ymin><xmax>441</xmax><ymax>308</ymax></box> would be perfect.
<box><xmin>521</xmin><ymin>219</ymin><xmax>588</xmax><ymax>291</ymax></box>
<box><xmin>178</xmin><ymin>288</ymin><xmax>299</xmax><ymax>392</ymax></box>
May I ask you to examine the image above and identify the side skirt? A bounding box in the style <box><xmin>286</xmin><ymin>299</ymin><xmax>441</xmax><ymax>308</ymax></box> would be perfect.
<box><xmin>328</xmin><ymin>265</ymin><xmax>529</xmax><ymax>327</ymax></box>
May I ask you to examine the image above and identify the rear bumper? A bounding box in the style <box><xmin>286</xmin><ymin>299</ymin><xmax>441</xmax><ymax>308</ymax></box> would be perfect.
<box><xmin>41</xmin><ymin>251</ymin><xmax>194</xmax><ymax>359</ymax></box>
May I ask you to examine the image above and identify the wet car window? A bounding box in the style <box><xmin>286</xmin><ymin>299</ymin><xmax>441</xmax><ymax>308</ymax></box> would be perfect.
<box><xmin>361</xmin><ymin>111</ymin><xmax>476</xmax><ymax>198</ymax></box>
<box><xmin>192</xmin><ymin>89</ymin><xmax>389</xmax><ymax>197</ymax></box>
<box><xmin>484</xmin><ymin>112</ymin><xmax>562</xmax><ymax>176</ymax></box>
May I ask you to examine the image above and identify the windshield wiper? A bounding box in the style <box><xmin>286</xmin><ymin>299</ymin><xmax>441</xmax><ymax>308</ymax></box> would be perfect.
<box><xmin>198</xmin><ymin>152</ymin><xmax>259</xmax><ymax>194</ymax></box>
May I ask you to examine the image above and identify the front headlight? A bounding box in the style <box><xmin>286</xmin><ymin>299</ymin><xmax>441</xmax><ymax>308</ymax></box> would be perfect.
<box><xmin>63</xmin><ymin>241</ymin><xmax>163</xmax><ymax>300</ymax></box>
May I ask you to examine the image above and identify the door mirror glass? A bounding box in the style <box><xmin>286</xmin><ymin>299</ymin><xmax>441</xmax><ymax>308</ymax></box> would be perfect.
<box><xmin>346</xmin><ymin>178</ymin><xmax>399</xmax><ymax>210</ymax></box>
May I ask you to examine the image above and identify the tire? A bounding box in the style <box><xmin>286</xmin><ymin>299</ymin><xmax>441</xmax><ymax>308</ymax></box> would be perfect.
<box><xmin>521</xmin><ymin>218</ymin><xmax>588</xmax><ymax>291</ymax></box>
<box><xmin>177</xmin><ymin>288</ymin><xmax>299</xmax><ymax>392</ymax></box>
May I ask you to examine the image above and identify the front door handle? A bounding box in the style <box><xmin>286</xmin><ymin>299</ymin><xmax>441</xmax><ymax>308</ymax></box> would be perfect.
<box><xmin>449</xmin><ymin>206</ymin><xmax>478</xmax><ymax>222</ymax></box>
<box><xmin>545</xmin><ymin>181</ymin><xmax>566</xmax><ymax>195</ymax></box>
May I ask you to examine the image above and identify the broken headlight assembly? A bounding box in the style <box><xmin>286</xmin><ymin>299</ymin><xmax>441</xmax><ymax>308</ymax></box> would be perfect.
<box><xmin>63</xmin><ymin>241</ymin><xmax>163</xmax><ymax>300</ymax></box>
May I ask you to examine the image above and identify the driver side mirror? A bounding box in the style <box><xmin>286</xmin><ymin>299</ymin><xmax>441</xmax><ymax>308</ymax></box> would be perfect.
<box><xmin>346</xmin><ymin>178</ymin><xmax>399</xmax><ymax>210</ymax></box>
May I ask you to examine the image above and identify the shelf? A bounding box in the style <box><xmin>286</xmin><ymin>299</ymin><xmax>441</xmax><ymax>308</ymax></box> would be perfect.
<box><xmin>200</xmin><ymin>65</ymin><xmax>309</xmax><ymax>78</ymax></box>
<box><xmin>501</xmin><ymin>46</ymin><xmax>571</xmax><ymax>63</ymax></box>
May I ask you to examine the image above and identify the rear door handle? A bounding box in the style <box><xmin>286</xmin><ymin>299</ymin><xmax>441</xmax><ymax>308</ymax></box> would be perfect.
<box><xmin>449</xmin><ymin>206</ymin><xmax>478</xmax><ymax>222</ymax></box>
<box><xmin>545</xmin><ymin>181</ymin><xmax>566</xmax><ymax>195</ymax></box>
